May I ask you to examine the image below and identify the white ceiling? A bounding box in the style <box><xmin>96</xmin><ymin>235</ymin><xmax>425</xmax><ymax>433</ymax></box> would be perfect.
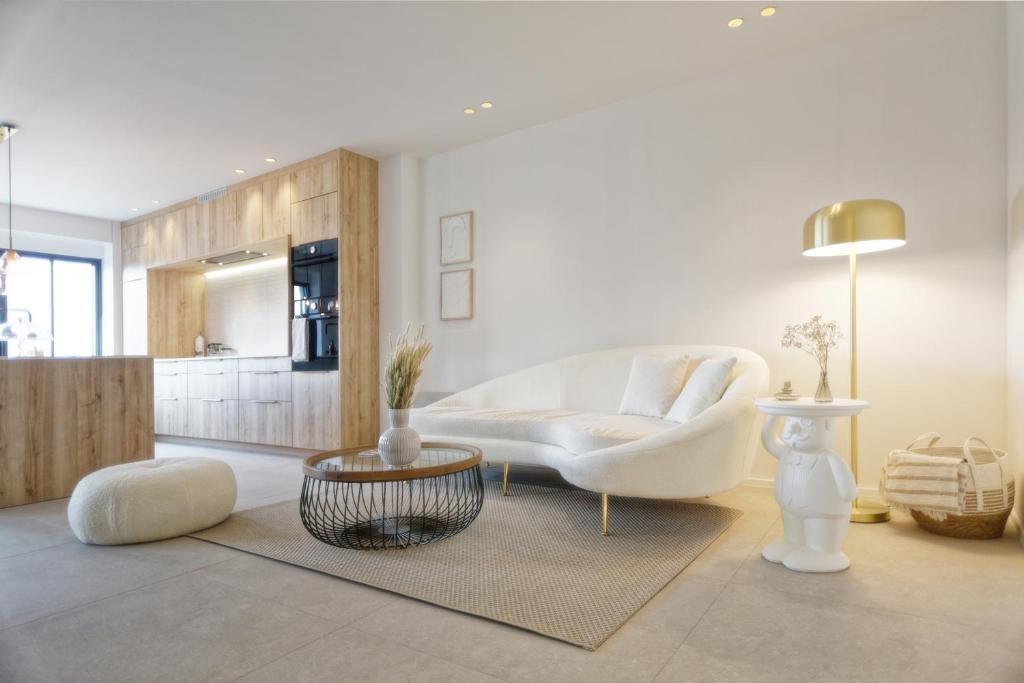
<box><xmin>1</xmin><ymin>1</ymin><xmax>928</xmax><ymax>222</ymax></box>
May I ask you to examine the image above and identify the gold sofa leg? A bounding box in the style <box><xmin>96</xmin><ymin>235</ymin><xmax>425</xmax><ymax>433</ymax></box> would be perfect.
<box><xmin>601</xmin><ymin>493</ymin><xmax>609</xmax><ymax>536</ymax></box>
<box><xmin>502</xmin><ymin>463</ymin><xmax>510</xmax><ymax>496</ymax></box>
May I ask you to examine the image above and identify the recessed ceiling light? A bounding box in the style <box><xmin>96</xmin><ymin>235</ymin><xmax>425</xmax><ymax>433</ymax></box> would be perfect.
<box><xmin>463</xmin><ymin>107</ymin><xmax>476</xmax><ymax>115</ymax></box>
<box><xmin>234</xmin><ymin>169</ymin><xmax>246</xmax><ymax>174</ymax></box>
<box><xmin>264</xmin><ymin>157</ymin><xmax>277</xmax><ymax>163</ymax></box>
<box><xmin>760</xmin><ymin>6</ymin><xmax>776</xmax><ymax>17</ymax></box>
<box><xmin>480</xmin><ymin>101</ymin><xmax>493</xmax><ymax>109</ymax></box>
<box><xmin>727</xmin><ymin>17</ymin><xmax>744</xmax><ymax>28</ymax></box>
<box><xmin>151</xmin><ymin>199</ymin><xmax>160</xmax><ymax>204</ymax></box>
<box><xmin>130</xmin><ymin>207</ymin><xmax>138</xmax><ymax>212</ymax></box>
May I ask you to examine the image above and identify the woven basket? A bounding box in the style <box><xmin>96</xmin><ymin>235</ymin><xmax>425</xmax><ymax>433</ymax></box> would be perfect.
<box><xmin>892</xmin><ymin>434</ymin><xmax>1014</xmax><ymax>540</ymax></box>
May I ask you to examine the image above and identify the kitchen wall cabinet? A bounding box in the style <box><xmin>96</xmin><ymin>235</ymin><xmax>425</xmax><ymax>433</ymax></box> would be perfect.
<box><xmin>291</xmin><ymin>156</ymin><xmax>338</xmax><ymax>203</ymax></box>
<box><xmin>262</xmin><ymin>174</ymin><xmax>291</xmax><ymax>240</ymax></box>
<box><xmin>232</xmin><ymin>185</ymin><xmax>263</xmax><ymax>246</ymax></box>
<box><xmin>196</xmin><ymin>192</ymin><xmax>234</xmax><ymax>255</ymax></box>
<box><xmin>291</xmin><ymin>370</ymin><xmax>340</xmax><ymax>450</ymax></box>
<box><xmin>290</xmin><ymin>192</ymin><xmax>339</xmax><ymax>244</ymax></box>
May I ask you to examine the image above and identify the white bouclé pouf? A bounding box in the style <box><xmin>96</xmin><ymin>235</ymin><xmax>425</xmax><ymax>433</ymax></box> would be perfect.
<box><xmin>68</xmin><ymin>457</ymin><xmax>237</xmax><ymax>545</ymax></box>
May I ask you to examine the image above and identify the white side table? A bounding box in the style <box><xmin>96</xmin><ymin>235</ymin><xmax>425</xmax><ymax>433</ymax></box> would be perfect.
<box><xmin>755</xmin><ymin>397</ymin><xmax>868</xmax><ymax>573</ymax></box>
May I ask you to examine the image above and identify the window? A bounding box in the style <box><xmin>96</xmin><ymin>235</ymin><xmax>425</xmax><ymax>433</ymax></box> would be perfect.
<box><xmin>0</xmin><ymin>251</ymin><xmax>102</xmax><ymax>357</ymax></box>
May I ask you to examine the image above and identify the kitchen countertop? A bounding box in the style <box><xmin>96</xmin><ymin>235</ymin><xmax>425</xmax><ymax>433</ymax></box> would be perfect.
<box><xmin>154</xmin><ymin>354</ymin><xmax>290</xmax><ymax>362</ymax></box>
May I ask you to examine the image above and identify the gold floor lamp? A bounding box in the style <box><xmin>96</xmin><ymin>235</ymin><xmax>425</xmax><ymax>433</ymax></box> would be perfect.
<box><xmin>803</xmin><ymin>199</ymin><xmax>906</xmax><ymax>523</ymax></box>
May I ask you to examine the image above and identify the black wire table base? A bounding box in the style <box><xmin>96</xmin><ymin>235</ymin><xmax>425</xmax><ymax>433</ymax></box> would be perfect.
<box><xmin>299</xmin><ymin>466</ymin><xmax>484</xmax><ymax>550</ymax></box>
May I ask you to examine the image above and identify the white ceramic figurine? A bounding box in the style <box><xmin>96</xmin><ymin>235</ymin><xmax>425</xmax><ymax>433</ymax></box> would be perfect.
<box><xmin>761</xmin><ymin>414</ymin><xmax>858</xmax><ymax>572</ymax></box>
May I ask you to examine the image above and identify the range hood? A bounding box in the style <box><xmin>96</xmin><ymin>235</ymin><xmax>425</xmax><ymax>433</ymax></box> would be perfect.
<box><xmin>199</xmin><ymin>249</ymin><xmax>269</xmax><ymax>266</ymax></box>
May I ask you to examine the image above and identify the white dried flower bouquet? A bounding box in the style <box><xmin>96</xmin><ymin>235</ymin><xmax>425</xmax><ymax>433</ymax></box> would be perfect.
<box><xmin>781</xmin><ymin>314</ymin><xmax>841</xmax><ymax>374</ymax></box>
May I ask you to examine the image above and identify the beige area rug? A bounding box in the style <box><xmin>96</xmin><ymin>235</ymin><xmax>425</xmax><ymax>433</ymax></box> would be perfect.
<box><xmin>191</xmin><ymin>481</ymin><xmax>741</xmax><ymax>650</ymax></box>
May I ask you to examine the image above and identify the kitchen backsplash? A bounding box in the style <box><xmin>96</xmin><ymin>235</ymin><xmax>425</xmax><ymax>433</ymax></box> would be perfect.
<box><xmin>203</xmin><ymin>264</ymin><xmax>289</xmax><ymax>357</ymax></box>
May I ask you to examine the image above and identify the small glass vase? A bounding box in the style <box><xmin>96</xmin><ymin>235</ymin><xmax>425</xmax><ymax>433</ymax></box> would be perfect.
<box><xmin>378</xmin><ymin>408</ymin><xmax>421</xmax><ymax>467</ymax></box>
<box><xmin>814</xmin><ymin>371</ymin><xmax>833</xmax><ymax>403</ymax></box>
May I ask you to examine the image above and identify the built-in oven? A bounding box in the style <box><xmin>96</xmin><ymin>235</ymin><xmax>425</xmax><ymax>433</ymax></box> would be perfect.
<box><xmin>292</xmin><ymin>238</ymin><xmax>339</xmax><ymax>371</ymax></box>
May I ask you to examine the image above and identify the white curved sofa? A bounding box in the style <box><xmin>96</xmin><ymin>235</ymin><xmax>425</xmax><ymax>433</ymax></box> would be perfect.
<box><xmin>411</xmin><ymin>345</ymin><xmax>769</xmax><ymax>507</ymax></box>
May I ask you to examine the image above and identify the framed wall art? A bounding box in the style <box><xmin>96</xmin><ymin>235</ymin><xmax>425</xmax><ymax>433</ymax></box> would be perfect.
<box><xmin>440</xmin><ymin>268</ymin><xmax>474</xmax><ymax>321</ymax></box>
<box><xmin>440</xmin><ymin>211</ymin><xmax>473</xmax><ymax>266</ymax></box>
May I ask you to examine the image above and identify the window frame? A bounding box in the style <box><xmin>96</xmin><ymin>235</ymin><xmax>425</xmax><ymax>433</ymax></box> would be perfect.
<box><xmin>0</xmin><ymin>249</ymin><xmax>103</xmax><ymax>357</ymax></box>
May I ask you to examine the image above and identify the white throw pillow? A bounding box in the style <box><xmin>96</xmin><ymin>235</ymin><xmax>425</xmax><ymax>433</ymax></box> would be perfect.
<box><xmin>617</xmin><ymin>355</ymin><xmax>690</xmax><ymax>418</ymax></box>
<box><xmin>665</xmin><ymin>356</ymin><xmax>737</xmax><ymax>423</ymax></box>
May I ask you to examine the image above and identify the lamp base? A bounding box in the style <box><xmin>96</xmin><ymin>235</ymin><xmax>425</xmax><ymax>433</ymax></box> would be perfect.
<box><xmin>850</xmin><ymin>499</ymin><xmax>890</xmax><ymax>524</ymax></box>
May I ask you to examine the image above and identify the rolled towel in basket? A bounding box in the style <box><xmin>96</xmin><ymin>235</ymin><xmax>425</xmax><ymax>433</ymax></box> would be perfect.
<box><xmin>881</xmin><ymin>450</ymin><xmax>962</xmax><ymax>518</ymax></box>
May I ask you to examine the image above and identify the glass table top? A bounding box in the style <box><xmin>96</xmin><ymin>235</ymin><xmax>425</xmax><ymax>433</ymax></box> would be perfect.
<box><xmin>303</xmin><ymin>443</ymin><xmax>482</xmax><ymax>482</ymax></box>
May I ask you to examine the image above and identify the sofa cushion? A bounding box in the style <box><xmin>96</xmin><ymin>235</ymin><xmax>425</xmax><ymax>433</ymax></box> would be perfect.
<box><xmin>411</xmin><ymin>406</ymin><xmax>673</xmax><ymax>454</ymax></box>
<box><xmin>617</xmin><ymin>355</ymin><xmax>690</xmax><ymax>418</ymax></box>
<box><xmin>665</xmin><ymin>356</ymin><xmax>737</xmax><ymax>423</ymax></box>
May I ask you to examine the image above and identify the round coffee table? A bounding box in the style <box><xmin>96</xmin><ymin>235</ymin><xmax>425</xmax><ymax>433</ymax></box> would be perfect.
<box><xmin>300</xmin><ymin>442</ymin><xmax>483</xmax><ymax>550</ymax></box>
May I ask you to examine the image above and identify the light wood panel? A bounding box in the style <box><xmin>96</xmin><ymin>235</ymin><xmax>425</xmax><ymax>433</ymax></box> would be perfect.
<box><xmin>240</xmin><ymin>400</ymin><xmax>292</xmax><ymax>447</ymax></box>
<box><xmin>0</xmin><ymin>357</ymin><xmax>154</xmax><ymax>508</ymax></box>
<box><xmin>291</xmin><ymin>371</ymin><xmax>340</xmax><ymax>450</ymax></box>
<box><xmin>339</xmin><ymin>150</ymin><xmax>380</xmax><ymax>448</ymax></box>
<box><xmin>239</xmin><ymin>371</ymin><xmax>291</xmax><ymax>401</ymax></box>
<box><xmin>196</xmin><ymin>192</ymin><xmax>234</xmax><ymax>255</ymax></box>
<box><xmin>262</xmin><ymin>174</ymin><xmax>291</xmax><ymax>240</ymax></box>
<box><xmin>187</xmin><ymin>398</ymin><xmax>239</xmax><ymax>441</ymax></box>
<box><xmin>290</xmin><ymin>192</ymin><xmax>339</xmax><ymax>244</ymax></box>
<box><xmin>291</xmin><ymin>156</ymin><xmax>339</xmax><ymax>203</ymax></box>
<box><xmin>146</xmin><ymin>270</ymin><xmax>205</xmax><ymax>358</ymax></box>
<box><xmin>155</xmin><ymin>397</ymin><xmax>188</xmax><ymax>436</ymax></box>
<box><xmin>232</xmin><ymin>184</ymin><xmax>263</xmax><ymax>246</ymax></box>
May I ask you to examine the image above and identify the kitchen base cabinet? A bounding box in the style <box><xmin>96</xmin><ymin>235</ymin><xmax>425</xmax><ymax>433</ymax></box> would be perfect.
<box><xmin>291</xmin><ymin>371</ymin><xmax>340</xmax><ymax>450</ymax></box>
<box><xmin>155</xmin><ymin>397</ymin><xmax>189</xmax><ymax>436</ymax></box>
<box><xmin>240</xmin><ymin>400</ymin><xmax>292</xmax><ymax>447</ymax></box>
<box><xmin>188</xmin><ymin>398</ymin><xmax>239</xmax><ymax>441</ymax></box>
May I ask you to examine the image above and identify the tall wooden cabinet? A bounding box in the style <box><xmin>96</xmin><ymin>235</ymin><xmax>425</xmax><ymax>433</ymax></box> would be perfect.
<box><xmin>120</xmin><ymin>147</ymin><xmax>379</xmax><ymax>449</ymax></box>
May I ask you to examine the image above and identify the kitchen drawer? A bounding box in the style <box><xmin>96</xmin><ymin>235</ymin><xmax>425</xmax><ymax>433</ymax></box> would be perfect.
<box><xmin>188</xmin><ymin>368</ymin><xmax>239</xmax><ymax>399</ymax></box>
<box><xmin>155</xmin><ymin>373</ymin><xmax>188</xmax><ymax>399</ymax></box>
<box><xmin>187</xmin><ymin>358</ymin><xmax>239</xmax><ymax>374</ymax></box>
<box><xmin>187</xmin><ymin>399</ymin><xmax>239</xmax><ymax>441</ymax></box>
<box><xmin>239</xmin><ymin>370</ymin><xmax>291</xmax><ymax>401</ymax></box>
<box><xmin>155</xmin><ymin>397</ymin><xmax>188</xmax><ymax>436</ymax></box>
<box><xmin>154</xmin><ymin>361</ymin><xmax>189</xmax><ymax>376</ymax></box>
<box><xmin>238</xmin><ymin>357</ymin><xmax>291</xmax><ymax>373</ymax></box>
<box><xmin>239</xmin><ymin>399</ymin><xmax>292</xmax><ymax>447</ymax></box>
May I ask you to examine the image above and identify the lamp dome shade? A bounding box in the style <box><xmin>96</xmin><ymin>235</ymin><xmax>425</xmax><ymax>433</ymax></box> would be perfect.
<box><xmin>803</xmin><ymin>199</ymin><xmax>906</xmax><ymax>257</ymax></box>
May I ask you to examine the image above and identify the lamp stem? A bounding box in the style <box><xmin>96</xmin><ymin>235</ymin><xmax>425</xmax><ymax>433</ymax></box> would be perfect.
<box><xmin>849</xmin><ymin>250</ymin><xmax>858</xmax><ymax>487</ymax></box>
<box><xmin>7</xmin><ymin>126</ymin><xmax>12</xmax><ymax>252</ymax></box>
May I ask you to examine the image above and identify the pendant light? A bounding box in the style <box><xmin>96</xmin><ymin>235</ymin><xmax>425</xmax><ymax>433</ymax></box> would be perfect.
<box><xmin>1</xmin><ymin>123</ymin><xmax>21</xmax><ymax>297</ymax></box>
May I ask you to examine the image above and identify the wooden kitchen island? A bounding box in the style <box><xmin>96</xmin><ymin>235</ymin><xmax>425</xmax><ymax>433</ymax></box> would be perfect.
<box><xmin>0</xmin><ymin>356</ymin><xmax>154</xmax><ymax>508</ymax></box>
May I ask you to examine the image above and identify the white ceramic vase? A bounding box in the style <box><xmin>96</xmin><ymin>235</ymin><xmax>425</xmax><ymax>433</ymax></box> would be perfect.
<box><xmin>378</xmin><ymin>408</ymin><xmax>421</xmax><ymax>467</ymax></box>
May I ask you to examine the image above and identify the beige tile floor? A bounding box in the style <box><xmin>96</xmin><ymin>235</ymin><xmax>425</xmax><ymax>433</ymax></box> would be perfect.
<box><xmin>1</xmin><ymin>441</ymin><xmax>1022</xmax><ymax>683</ymax></box>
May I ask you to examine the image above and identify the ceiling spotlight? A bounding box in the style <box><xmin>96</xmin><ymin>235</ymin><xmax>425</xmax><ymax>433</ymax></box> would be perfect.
<box><xmin>727</xmin><ymin>17</ymin><xmax>744</xmax><ymax>28</ymax></box>
<box><xmin>265</xmin><ymin>157</ymin><xmax>277</xmax><ymax>163</ymax></box>
<box><xmin>152</xmin><ymin>199</ymin><xmax>160</xmax><ymax>204</ymax></box>
<box><xmin>234</xmin><ymin>169</ymin><xmax>245</xmax><ymax>174</ymax></box>
<box><xmin>760</xmin><ymin>6</ymin><xmax>776</xmax><ymax>17</ymax></box>
<box><xmin>261</xmin><ymin>252</ymin><xmax>268</xmax><ymax>256</ymax></box>
<box><xmin>463</xmin><ymin>107</ymin><xmax>476</xmax><ymax>115</ymax></box>
<box><xmin>130</xmin><ymin>207</ymin><xmax>138</xmax><ymax>212</ymax></box>
<box><xmin>480</xmin><ymin>101</ymin><xmax>493</xmax><ymax>109</ymax></box>
<box><xmin>200</xmin><ymin>259</ymin><xmax>208</xmax><ymax>264</ymax></box>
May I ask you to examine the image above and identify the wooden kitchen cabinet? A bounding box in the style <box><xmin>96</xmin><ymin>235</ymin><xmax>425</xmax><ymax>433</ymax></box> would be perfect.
<box><xmin>196</xmin><ymin>192</ymin><xmax>234</xmax><ymax>254</ymax></box>
<box><xmin>239</xmin><ymin>399</ymin><xmax>292</xmax><ymax>447</ymax></box>
<box><xmin>262</xmin><ymin>174</ymin><xmax>291</xmax><ymax>240</ymax></box>
<box><xmin>154</xmin><ymin>207</ymin><xmax>190</xmax><ymax>265</ymax></box>
<box><xmin>188</xmin><ymin>398</ymin><xmax>239</xmax><ymax>441</ymax></box>
<box><xmin>291</xmin><ymin>371</ymin><xmax>340</xmax><ymax>450</ymax></box>
<box><xmin>291</xmin><ymin>156</ymin><xmax>338</xmax><ymax>203</ymax></box>
<box><xmin>232</xmin><ymin>184</ymin><xmax>263</xmax><ymax>246</ymax></box>
<box><xmin>290</xmin><ymin>192</ymin><xmax>338</xmax><ymax>244</ymax></box>
<box><xmin>155</xmin><ymin>397</ymin><xmax>188</xmax><ymax>436</ymax></box>
<box><xmin>239</xmin><ymin>370</ymin><xmax>291</xmax><ymax>401</ymax></box>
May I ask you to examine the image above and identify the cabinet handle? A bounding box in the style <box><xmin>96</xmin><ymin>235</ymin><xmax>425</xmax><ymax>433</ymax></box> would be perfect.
<box><xmin>158</xmin><ymin>397</ymin><xmax>178</xmax><ymax>401</ymax></box>
<box><xmin>202</xmin><ymin>372</ymin><xmax>225</xmax><ymax>376</ymax></box>
<box><xmin>252</xmin><ymin>400</ymin><xmax>278</xmax><ymax>404</ymax></box>
<box><xmin>201</xmin><ymin>398</ymin><xmax>225</xmax><ymax>402</ymax></box>
<box><xmin>253</xmin><ymin>371</ymin><xmax>279</xmax><ymax>375</ymax></box>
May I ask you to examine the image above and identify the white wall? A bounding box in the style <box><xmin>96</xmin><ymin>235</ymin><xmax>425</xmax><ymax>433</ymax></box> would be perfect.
<box><xmin>414</xmin><ymin>4</ymin><xmax>1008</xmax><ymax>485</ymax></box>
<box><xmin>1006</xmin><ymin>2</ymin><xmax>1024</xmax><ymax>538</ymax></box>
<box><xmin>203</xmin><ymin>263</ymin><xmax>289</xmax><ymax>357</ymax></box>
<box><xmin>0</xmin><ymin>203</ymin><xmax>121</xmax><ymax>354</ymax></box>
